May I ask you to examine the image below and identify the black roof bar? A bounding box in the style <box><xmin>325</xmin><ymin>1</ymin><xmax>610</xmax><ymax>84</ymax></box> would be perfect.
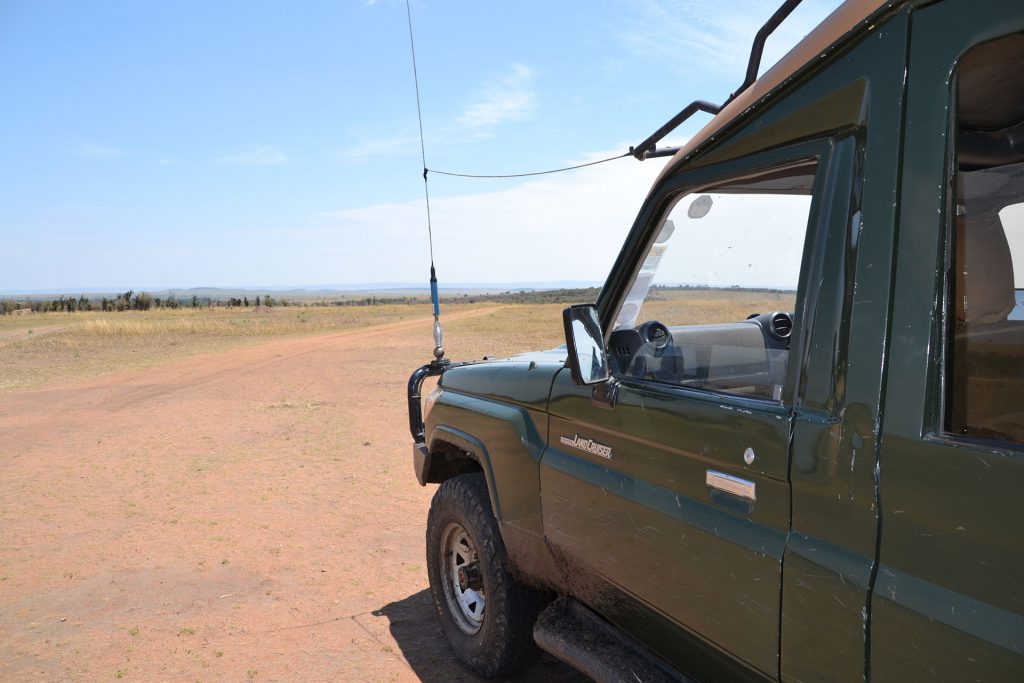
<box><xmin>644</xmin><ymin>146</ymin><xmax>683</xmax><ymax>159</ymax></box>
<box><xmin>629</xmin><ymin>101</ymin><xmax>721</xmax><ymax>162</ymax></box>
<box><xmin>630</xmin><ymin>0</ymin><xmax>804</xmax><ymax>160</ymax></box>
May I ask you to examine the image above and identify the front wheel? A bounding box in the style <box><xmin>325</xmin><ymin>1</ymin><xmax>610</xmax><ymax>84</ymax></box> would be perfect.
<box><xmin>426</xmin><ymin>473</ymin><xmax>542</xmax><ymax>677</ymax></box>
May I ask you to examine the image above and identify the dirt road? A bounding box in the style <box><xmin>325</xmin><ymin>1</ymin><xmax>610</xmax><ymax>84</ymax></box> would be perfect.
<box><xmin>0</xmin><ymin>309</ymin><xmax>583</xmax><ymax>681</ymax></box>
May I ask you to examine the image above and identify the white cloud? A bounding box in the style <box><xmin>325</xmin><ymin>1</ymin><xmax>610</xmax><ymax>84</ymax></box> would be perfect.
<box><xmin>69</xmin><ymin>141</ymin><xmax>123</xmax><ymax>159</ymax></box>
<box><xmin>346</xmin><ymin>64</ymin><xmax>536</xmax><ymax>157</ymax></box>
<box><xmin>458</xmin><ymin>63</ymin><xmax>536</xmax><ymax>131</ymax></box>
<box><xmin>215</xmin><ymin>145</ymin><xmax>287</xmax><ymax>166</ymax></box>
<box><xmin>316</xmin><ymin>147</ymin><xmax>664</xmax><ymax>283</ymax></box>
<box><xmin>623</xmin><ymin>0</ymin><xmax>844</xmax><ymax>80</ymax></box>
<box><xmin>310</xmin><ymin>139</ymin><xmax>806</xmax><ymax>291</ymax></box>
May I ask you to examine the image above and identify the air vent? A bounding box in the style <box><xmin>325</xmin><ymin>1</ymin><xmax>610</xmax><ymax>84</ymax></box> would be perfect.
<box><xmin>771</xmin><ymin>313</ymin><xmax>793</xmax><ymax>338</ymax></box>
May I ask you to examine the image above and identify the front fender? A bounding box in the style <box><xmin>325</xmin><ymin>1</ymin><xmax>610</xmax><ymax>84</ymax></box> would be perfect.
<box><xmin>426</xmin><ymin>389</ymin><xmax>547</xmax><ymax>538</ymax></box>
<box><xmin>426</xmin><ymin>425</ymin><xmax>501</xmax><ymax>518</ymax></box>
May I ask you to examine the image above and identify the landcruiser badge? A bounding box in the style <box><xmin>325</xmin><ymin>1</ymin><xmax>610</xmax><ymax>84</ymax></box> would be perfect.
<box><xmin>560</xmin><ymin>434</ymin><xmax>613</xmax><ymax>459</ymax></box>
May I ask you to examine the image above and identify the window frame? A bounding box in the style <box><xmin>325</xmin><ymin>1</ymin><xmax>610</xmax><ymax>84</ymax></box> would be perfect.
<box><xmin>936</xmin><ymin>32</ymin><xmax>1024</xmax><ymax>452</ymax></box>
<box><xmin>598</xmin><ymin>140</ymin><xmax>833</xmax><ymax>406</ymax></box>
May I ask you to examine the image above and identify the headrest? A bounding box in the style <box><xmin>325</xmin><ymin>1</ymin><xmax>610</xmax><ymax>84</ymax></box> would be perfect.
<box><xmin>956</xmin><ymin>211</ymin><xmax>1016</xmax><ymax>325</ymax></box>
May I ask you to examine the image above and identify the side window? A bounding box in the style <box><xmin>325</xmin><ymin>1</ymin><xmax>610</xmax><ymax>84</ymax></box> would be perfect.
<box><xmin>610</xmin><ymin>161</ymin><xmax>817</xmax><ymax>400</ymax></box>
<box><xmin>947</xmin><ymin>32</ymin><xmax>1024</xmax><ymax>445</ymax></box>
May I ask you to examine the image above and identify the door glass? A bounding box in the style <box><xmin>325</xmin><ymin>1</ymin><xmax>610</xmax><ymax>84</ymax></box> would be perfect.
<box><xmin>947</xmin><ymin>32</ymin><xmax>1024</xmax><ymax>444</ymax></box>
<box><xmin>610</xmin><ymin>162</ymin><xmax>817</xmax><ymax>400</ymax></box>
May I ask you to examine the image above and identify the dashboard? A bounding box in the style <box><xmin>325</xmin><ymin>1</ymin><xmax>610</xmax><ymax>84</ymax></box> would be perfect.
<box><xmin>607</xmin><ymin>311</ymin><xmax>794</xmax><ymax>398</ymax></box>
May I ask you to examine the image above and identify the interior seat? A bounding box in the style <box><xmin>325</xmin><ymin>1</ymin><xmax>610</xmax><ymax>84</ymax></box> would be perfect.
<box><xmin>952</xmin><ymin>189</ymin><xmax>1024</xmax><ymax>442</ymax></box>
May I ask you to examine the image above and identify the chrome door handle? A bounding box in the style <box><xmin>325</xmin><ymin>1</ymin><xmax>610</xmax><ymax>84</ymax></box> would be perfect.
<box><xmin>706</xmin><ymin>469</ymin><xmax>756</xmax><ymax>501</ymax></box>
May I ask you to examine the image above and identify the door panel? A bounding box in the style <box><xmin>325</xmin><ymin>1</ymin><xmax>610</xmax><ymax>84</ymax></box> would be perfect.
<box><xmin>542</xmin><ymin>371</ymin><xmax>790</xmax><ymax>677</ymax></box>
<box><xmin>778</xmin><ymin>14</ymin><xmax>913</xmax><ymax>679</ymax></box>
<box><xmin>876</xmin><ymin>1</ymin><xmax>1024</xmax><ymax>679</ymax></box>
<box><xmin>538</xmin><ymin>145</ymin><xmax>836</xmax><ymax>677</ymax></box>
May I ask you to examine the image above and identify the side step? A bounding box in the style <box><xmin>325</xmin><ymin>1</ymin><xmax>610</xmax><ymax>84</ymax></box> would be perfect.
<box><xmin>533</xmin><ymin>597</ymin><xmax>691</xmax><ymax>683</ymax></box>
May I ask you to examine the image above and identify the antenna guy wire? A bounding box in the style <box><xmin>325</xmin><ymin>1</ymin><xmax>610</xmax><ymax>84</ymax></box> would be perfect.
<box><xmin>427</xmin><ymin>151</ymin><xmax>631</xmax><ymax>179</ymax></box>
<box><xmin>405</xmin><ymin>0</ymin><xmax>434</xmax><ymax>267</ymax></box>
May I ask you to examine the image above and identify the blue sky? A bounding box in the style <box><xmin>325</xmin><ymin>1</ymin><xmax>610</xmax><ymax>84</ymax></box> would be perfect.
<box><xmin>0</xmin><ymin>0</ymin><xmax>843</xmax><ymax>292</ymax></box>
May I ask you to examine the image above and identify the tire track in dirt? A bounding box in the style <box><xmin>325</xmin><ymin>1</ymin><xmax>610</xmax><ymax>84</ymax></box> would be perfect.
<box><xmin>0</xmin><ymin>303</ymin><xmax>583</xmax><ymax>681</ymax></box>
<box><xmin>6</xmin><ymin>305</ymin><xmax>501</xmax><ymax>395</ymax></box>
<box><xmin>0</xmin><ymin>306</ymin><xmax>503</xmax><ymax>427</ymax></box>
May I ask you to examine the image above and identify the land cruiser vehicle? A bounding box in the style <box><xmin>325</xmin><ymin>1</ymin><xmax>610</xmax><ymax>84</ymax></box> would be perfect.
<box><xmin>407</xmin><ymin>0</ymin><xmax>1024</xmax><ymax>680</ymax></box>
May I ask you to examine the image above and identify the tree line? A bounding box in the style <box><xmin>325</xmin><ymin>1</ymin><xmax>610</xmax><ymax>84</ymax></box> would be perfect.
<box><xmin>2</xmin><ymin>287</ymin><xmax>635</xmax><ymax>316</ymax></box>
<box><xmin>0</xmin><ymin>291</ymin><xmax>286</xmax><ymax>315</ymax></box>
<box><xmin>294</xmin><ymin>288</ymin><xmax>605</xmax><ymax>307</ymax></box>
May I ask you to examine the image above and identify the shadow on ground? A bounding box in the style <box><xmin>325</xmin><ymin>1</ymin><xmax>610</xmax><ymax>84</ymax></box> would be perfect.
<box><xmin>374</xmin><ymin>589</ymin><xmax>590</xmax><ymax>682</ymax></box>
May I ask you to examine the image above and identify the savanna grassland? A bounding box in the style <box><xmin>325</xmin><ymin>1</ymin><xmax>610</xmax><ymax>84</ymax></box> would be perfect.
<box><xmin>0</xmin><ymin>289</ymin><xmax>789</xmax><ymax>681</ymax></box>
<box><xmin>0</xmin><ymin>306</ymin><xmax>433</xmax><ymax>391</ymax></box>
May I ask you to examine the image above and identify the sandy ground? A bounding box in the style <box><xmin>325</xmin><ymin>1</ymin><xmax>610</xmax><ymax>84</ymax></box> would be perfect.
<box><xmin>0</xmin><ymin>310</ymin><xmax>585</xmax><ymax>682</ymax></box>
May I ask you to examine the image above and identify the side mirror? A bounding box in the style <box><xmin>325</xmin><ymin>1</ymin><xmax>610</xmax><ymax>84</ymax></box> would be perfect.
<box><xmin>562</xmin><ymin>304</ymin><xmax>610</xmax><ymax>385</ymax></box>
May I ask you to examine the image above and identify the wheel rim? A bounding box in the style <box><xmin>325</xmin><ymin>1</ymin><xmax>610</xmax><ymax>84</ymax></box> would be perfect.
<box><xmin>439</xmin><ymin>522</ymin><xmax>485</xmax><ymax>635</ymax></box>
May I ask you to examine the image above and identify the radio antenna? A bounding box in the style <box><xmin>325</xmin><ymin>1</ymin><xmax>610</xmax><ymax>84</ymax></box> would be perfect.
<box><xmin>405</xmin><ymin>0</ymin><xmax>444</xmax><ymax>361</ymax></box>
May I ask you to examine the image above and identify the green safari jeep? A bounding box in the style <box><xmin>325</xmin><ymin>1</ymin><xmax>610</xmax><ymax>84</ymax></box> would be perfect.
<box><xmin>407</xmin><ymin>0</ymin><xmax>1024</xmax><ymax>680</ymax></box>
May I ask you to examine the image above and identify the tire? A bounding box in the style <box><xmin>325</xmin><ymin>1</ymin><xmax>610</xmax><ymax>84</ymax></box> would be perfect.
<box><xmin>426</xmin><ymin>473</ymin><xmax>542</xmax><ymax>677</ymax></box>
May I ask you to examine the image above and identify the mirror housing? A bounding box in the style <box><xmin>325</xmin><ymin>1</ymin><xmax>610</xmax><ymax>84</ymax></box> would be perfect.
<box><xmin>562</xmin><ymin>304</ymin><xmax>610</xmax><ymax>385</ymax></box>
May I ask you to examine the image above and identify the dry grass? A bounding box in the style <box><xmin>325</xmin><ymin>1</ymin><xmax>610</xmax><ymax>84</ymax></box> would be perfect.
<box><xmin>65</xmin><ymin>306</ymin><xmax>423</xmax><ymax>337</ymax></box>
<box><xmin>438</xmin><ymin>290</ymin><xmax>794</xmax><ymax>361</ymax></box>
<box><xmin>642</xmin><ymin>289</ymin><xmax>796</xmax><ymax>326</ymax></box>
<box><xmin>0</xmin><ymin>306</ymin><xmax>426</xmax><ymax>390</ymax></box>
<box><xmin>0</xmin><ymin>290</ymin><xmax>794</xmax><ymax>390</ymax></box>
<box><xmin>442</xmin><ymin>304</ymin><xmax>567</xmax><ymax>360</ymax></box>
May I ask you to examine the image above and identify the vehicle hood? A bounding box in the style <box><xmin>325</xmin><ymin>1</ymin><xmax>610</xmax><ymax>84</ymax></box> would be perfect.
<box><xmin>440</xmin><ymin>347</ymin><xmax>568</xmax><ymax>412</ymax></box>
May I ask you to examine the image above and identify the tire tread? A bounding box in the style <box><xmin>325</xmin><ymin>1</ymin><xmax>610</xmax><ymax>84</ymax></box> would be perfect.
<box><xmin>426</xmin><ymin>473</ymin><xmax>542</xmax><ymax>677</ymax></box>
